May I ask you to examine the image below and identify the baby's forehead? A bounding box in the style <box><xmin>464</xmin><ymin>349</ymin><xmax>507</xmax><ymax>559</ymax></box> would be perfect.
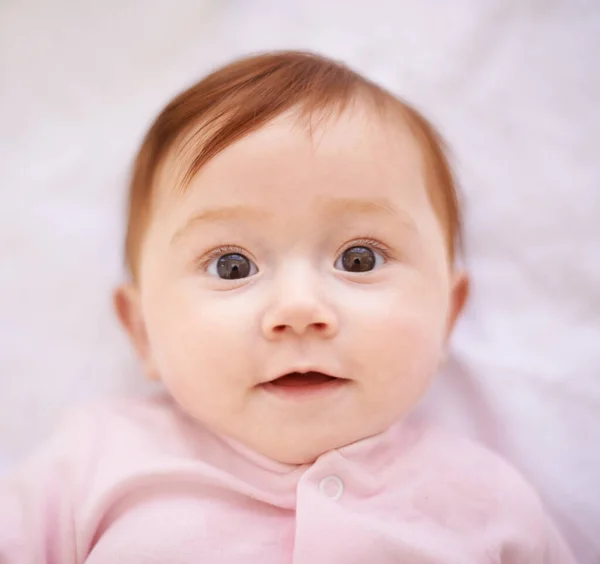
<box><xmin>159</xmin><ymin>102</ymin><xmax>424</xmax><ymax>199</ymax></box>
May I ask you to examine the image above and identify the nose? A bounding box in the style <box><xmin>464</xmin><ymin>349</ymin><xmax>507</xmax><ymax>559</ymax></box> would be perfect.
<box><xmin>261</xmin><ymin>265</ymin><xmax>339</xmax><ymax>340</ymax></box>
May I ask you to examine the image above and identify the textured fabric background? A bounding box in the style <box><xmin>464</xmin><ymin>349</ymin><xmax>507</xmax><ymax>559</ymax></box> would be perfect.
<box><xmin>1</xmin><ymin>1</ymin><xmax>598</xmax><ymax>561</ymax></box>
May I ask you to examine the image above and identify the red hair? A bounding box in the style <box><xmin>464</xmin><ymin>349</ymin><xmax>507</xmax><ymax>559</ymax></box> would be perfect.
<box><xmin>125</xmin><ymin>51</ymin><xmax>461</xmax><ymax>280</ymax></box>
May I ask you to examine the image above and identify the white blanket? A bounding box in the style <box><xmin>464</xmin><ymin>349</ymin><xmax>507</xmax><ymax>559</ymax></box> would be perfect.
<box><xmin>0</xmin><ymin>0</ymin><xmax>598</xmax><ymax>561</ymax></box>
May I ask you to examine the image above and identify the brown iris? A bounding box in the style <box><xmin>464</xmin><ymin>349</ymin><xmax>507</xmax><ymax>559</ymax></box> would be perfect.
<box><xmin>216</xmin><ymin>253</ymin><xmax>252</xmax><ymax>279</ymax></box>
<box><xmin>341</xmin><ymin>246</ymin><xmax>376</xmax><ymax>272</ymax></box>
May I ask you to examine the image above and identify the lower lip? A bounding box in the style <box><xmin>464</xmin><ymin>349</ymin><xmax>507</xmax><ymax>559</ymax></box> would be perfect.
<box><xmin>260</xmin><ymin>378</ymin><xmax>348</xmax><ymax>400</ymax></box>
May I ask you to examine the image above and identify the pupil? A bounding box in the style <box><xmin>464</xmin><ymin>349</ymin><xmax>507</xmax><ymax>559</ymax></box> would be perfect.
<box><xmin>217</xmin><ymin>254</ymin><xmax>251</xmax><ymax>279</ymax></box>
<box><xmin>342</xmin><ymin>246</ymin><xmax>376</xmax><ymax>272</ymax></box>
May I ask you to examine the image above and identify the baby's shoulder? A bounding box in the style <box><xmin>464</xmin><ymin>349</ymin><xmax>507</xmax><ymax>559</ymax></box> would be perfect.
<box><xmin>398</xmin><ymin>421</ymin><xmax>553</xmax><ymax>535</ymax></box>
<box><xmin>409</xmin><ymin>422</ymin><xmax>539</xmax><ymax>499</ymax></box>
<box><xmin>78</xmin><ymin>392</ymin><xmax>185</xmax><ymax>431</ymax></box>
<box><xmin>412</xmin><ymin>423</ymin><xmax>532</xmax><ymax>486</ymax></box>
<box><xmin>53</xmin><ymin>392</ymin><xmax>206</xmax><ymax>473</ymax></box>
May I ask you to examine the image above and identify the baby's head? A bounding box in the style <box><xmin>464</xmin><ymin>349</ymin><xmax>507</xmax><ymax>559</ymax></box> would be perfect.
<box><xmin>115</xmin><ymin>51</ymin><xmax>468</xmax><ymax>464</ymax></box>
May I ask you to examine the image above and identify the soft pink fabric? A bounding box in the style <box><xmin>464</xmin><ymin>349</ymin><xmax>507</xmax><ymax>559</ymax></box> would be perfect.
<box><xmin>0</xmin><ymin>394</ymin><xmax>575</xmax><ymax>563</ymax></box>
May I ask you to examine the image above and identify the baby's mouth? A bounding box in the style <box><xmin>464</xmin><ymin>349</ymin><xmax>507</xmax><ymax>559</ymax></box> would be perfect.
<box><xmin>268</xmin><ymin>371</ymin><xmax>338</xmax><ymax>388</ymax></box>
<box><xmin>260</xmin><ymin>371</ymin><xmax>350</xmax><ymax>400</ymax></box>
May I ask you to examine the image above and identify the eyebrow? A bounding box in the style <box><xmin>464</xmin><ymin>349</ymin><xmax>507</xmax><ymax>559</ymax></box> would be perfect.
<box><xmin>320</xmin><ymin>197</ymin><xmax>396</xmax><ymax>217</ymax></box>
<box><xmin>172</xmin><ymin>197</ymin><xmax>415</xmax><ymax>244</ymax></box>
<box><xmin>320</xmin><ymin>197</ymin><xmax>418</xmax><ymax>230</ymax></box>
<box><xmin>171</xmin><ymin>205</ymin><xmax>270</xmax><ymax>244</ymax></box>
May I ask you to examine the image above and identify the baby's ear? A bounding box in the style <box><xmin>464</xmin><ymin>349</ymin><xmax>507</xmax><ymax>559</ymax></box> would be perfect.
<box><xmin>113</xmin><ymin>284</ymin><xmax>159</xmax><ymax>380</ymax></box>
<box><xmin>446</xmin><ymin>270</ymin><xmax>470</xmax><ymax>339</ymax></box>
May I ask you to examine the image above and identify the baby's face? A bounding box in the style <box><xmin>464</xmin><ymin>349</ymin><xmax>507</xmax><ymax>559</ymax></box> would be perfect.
<box><xmin>125</xmin><ymin>105</ymin><xmax>465</xmax><ymax>464</ymax></box>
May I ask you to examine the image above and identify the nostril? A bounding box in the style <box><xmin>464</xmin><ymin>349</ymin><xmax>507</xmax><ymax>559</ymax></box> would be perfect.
<box><xmin>270</xmin><ymin>322</ymin><xmax>327</xmax><ymax>334</ymax></box>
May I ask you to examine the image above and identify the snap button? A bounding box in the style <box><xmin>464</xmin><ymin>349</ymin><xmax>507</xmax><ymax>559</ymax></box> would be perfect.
<box><xmin>319</xmin><ymin>475</ymin><xmax>344</xmax><ymax>500</ymax></box>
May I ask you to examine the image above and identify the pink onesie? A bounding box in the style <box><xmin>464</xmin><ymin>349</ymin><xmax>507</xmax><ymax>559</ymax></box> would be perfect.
<box><xmin>0</xmin><ymin>394</ymin><xmax>575</xmax><ymax>563</ymax></box>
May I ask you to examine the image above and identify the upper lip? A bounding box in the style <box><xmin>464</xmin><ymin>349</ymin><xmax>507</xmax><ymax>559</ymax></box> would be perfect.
<box><xmin>263</xmin><ymin>367</ymin><xmax>343</xmax><ymax>384</ymax></box>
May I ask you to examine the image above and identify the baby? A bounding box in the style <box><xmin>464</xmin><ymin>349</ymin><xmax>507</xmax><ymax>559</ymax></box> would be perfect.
<box><xmin>1</xmin><ymin>51</ymin><xmax>575</xmax><ymax>563</ymax></box>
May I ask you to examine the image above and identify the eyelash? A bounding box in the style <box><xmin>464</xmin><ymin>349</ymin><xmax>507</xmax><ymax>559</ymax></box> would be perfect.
<box><xmin>196</xmin><ymin>244</ymin><xmax>251</xmax><ymax>271</ymax></box>
<box><xmin>339</xmin><ymin>238</ymin><xmax>394</xmax><ymax>262</ymax></box>
<box><xmin>196</xmin><ymin>238</ymin><xmax>395</xmax><ymax>271</ymax></box>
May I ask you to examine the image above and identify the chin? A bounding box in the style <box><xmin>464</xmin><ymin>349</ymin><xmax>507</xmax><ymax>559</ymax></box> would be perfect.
<box><xmin>271</xmin><ymin>446</ymin><xmax>327</xmax><ymax>466</ymax></box>
<box><xmin>255</xmin><ymin>428</ymin><xmax>369</xmax><ymax>466</ymax></box>
<box><xmin>244</xmin><ymin>434</ymin><xmax>335</xmax><ymax>465</ymax></box>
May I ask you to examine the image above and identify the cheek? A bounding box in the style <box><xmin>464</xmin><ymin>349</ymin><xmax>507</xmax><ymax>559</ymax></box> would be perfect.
<box><xmin>341</xmin><ymin>277</ymin><xmax>448</xmax><ymax>385</ymax></box>
<box><xmin>142</xmin><ymin>284</ymin><xmax>256</xmax><ymax>394</ymax></box>
<box><xmin>361</xmin><ymin>308</ymin><xmax>444</xmax><ymax>378</ymax></box>
<box><xmin>354</xmin><ymin>309</ymin><xmax>444</xmax><ymax>421</ymax></box>
<box><xmin>343</xmin><ymin>275</ymin><xmax>448</xmax><ymax>340</ymax></box>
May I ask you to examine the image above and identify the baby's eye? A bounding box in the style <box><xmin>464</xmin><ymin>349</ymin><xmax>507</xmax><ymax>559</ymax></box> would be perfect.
<box><xmin>334</xmin><ymin>246</ymin><xmax>385</xmax><ymax>273</ymax></box>
<box><xmin>207</xmin><ymin>253</ymin><xmax>258</xmax><ymax>280</ymax></box>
